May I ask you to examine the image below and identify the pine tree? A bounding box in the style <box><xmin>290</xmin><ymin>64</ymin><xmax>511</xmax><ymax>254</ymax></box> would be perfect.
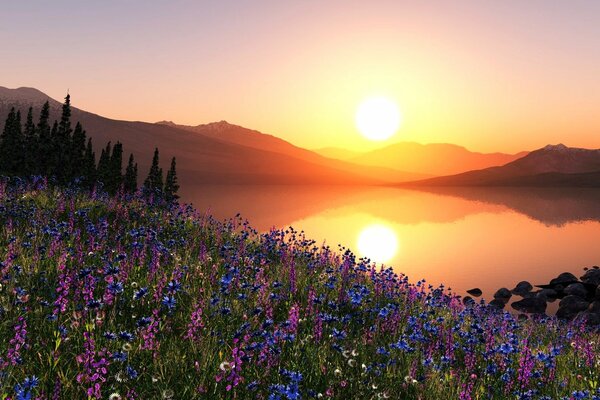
<box><xmin>0</xmin><ymin>108</ymin><xmax>24</xmax><ymax>175</ymax></box>
<box><xmin>70</xmin><ymin>122</ymin><xmax>87</xmax><ymax>181</ymax></box>
<box><xmin>97</xmin><ymin>141</ymin><xmax>112</xmax><ymax>189</ymax></box>
<box><xmin>54</xmin><ymin>94</ymin><xmax>73</xmax><ymax>183</ymax></box>
<box><xmin>47</xmin><ymin>120</ymin><xmax>59</xmax><ymax>178</ymax></box>
<box><xmin>36</xmin><ymin>102</ymin><xmax>51</xmax><ymax>175</ymax></box>
<box><xmin>123</xmin><ymin>153</ymin><xmax>138</xmax><ymax>193</ymax></box>
<box><xmin>0</xmin><ymin>108</ymin><xmax>16</xmax><ymax>174</ymax></box>
<box><xmin>23</xmin><ymin>107</ymin><xmax>37</xmax><ymax>176</ymax></box>
<box><xmin>82</xmin><ymin>138</ymin><xmax>97</xmax><ymax>189</ymax></box>
<box><xmin>144</xmin><ymin>147</ymin><xmax>163</xmax><ymax>194</ymax></box>
<box><xmin>106</xmin><ymin>141</ymin><xmax>123</xmax><ymax>194</ymax></box>
<box><xmin>164</xmin><ymin>157</ymin><xmax>180</xmax><ymax>202</ymax></box>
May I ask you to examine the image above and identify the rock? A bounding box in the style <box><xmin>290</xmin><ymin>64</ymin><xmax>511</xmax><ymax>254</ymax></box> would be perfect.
<box><xmin>581</xmin><ymin>268</ymin><xmax>600</xmax><ymax>286</ymax></box>
<box><xmin>557</xmin><ymin>295</ymin><xmax>589</xmax><ymax>320</ymax></box>
<box><xmin>589</xmin><ymin>300</ymin><xmax>600</xmax><ymax>313</ymax></box>
<box><xmin>574</xmin><ymin>311</ymin><xmax>600</xmax><ymax>326</ymax></box>
<box><xmin>462</xmin><ymin>296</ymin><xmax>475</xmax><ymax>306</ymax></box>
<box><xmin>559</xmin><ymin>295</ymin><xmax>589</xmax><ymax>309</ymax></box>
<box><xmin>563</xmin><ymin>283</ymin><xmax>588</xmax><ymax>298</ymax></box>
<box><xmin>511</xmin><ymin>297</ymin><xmax>547</xmax><ymax>314</ymax></box>
<box><xmin>549</xmin><ymin>272</ymin><xmax>578</xmax><ymax>286</ymax></box>
<box><xmin>536</xmin><ymin>288</ymin><xmax>558</xmax><ymax>302</ymax></box>
<box><xmin>512</xmin><ymin>281</ymin><xmax>533</xmax><ymax>296</ymax></box>
<box><xmin>493</xmin><ymin>288</ymin><xmax>512</xmax><ymax>302</ymax></box>
<box><xmin>488</xmin><ymin>299</ymin><xmax>505</xmax><ymax>309</ymax></box>
<box><xmin>466</xmin><ymin>288</ymin><xmax>482</xmax><ymax>297</ymax></box>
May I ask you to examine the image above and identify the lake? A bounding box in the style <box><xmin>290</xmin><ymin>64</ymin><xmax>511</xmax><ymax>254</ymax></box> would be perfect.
<box><xmin>181</xmin><ymin>185</ymin><xmax>600</xmax><ymax>301</ymax></box>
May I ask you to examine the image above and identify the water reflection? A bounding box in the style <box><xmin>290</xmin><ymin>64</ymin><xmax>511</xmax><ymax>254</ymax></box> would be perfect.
<box><xmin>357</xmin><ymin>223</ymin><xmax>399</xmax><ymax>263</ymax></box>
<box><xmin>181</xmin><ymin>184</ymin><xmax>600</xmax><ymax>298</ymax></box>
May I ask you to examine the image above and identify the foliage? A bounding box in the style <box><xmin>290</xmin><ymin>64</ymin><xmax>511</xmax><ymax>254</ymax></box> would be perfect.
<box><xmin>0</xmin><ymin>95</ymin><xmax>177</xmax><ymax>200</ymax></box>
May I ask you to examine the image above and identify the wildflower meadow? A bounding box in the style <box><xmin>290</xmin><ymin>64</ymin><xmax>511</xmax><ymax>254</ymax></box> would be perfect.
<box><xmin>0</xmin><ymin>178</ymin><xmax>598</xmax><ymax>400</ymax></box>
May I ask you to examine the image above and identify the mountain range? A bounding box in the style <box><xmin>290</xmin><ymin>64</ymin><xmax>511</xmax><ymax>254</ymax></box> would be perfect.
<box><xmin>317</xmin><ymin>143</ymin><xmax>528</xmax><ymax>176</ymax></box>
<box><xmin>2</xmin><ymin>86</ymin><xmax>600</xmax><ymax>190</ymax></box>
<box><xmin>0</xmin><ymin>87</ymin><xmax>419</xmax><ymax>191</ymax></box>
<box><xmin>406</xmin><ymin>144</ymin><xmax>600</xmax><ymax>187</ymax></box>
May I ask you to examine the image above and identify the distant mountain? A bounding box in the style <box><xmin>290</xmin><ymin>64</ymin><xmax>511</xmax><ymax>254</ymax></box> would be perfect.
<box><xmin>313</xmin><ymin>147</ymin><xmax>361</xmax><ymax>160</ymax></box>
<box><xmin>0</xmin><ymin>86</ymin><xmax>426</xmax><ymax>193</ymax></box>
<box><xmin>406</xmin><ymin>144</ymin><xmax>600</xmax><ymax>187</ymax></box>
<box><xmin>347</xmin><ymin>142</ymin><xmax>528</xmax><ymax>176</ymax></box>
<box><xmin>154</xmin><ymin>120</ymin><xmax>430</xmax><ymax>182</ymax></box>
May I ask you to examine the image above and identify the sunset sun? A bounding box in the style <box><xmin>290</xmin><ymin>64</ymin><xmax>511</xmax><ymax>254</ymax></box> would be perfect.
<box><xmin>355</xmin><ymin>96</ymin><xmax>401</xmax><ymax>141</ymax></box>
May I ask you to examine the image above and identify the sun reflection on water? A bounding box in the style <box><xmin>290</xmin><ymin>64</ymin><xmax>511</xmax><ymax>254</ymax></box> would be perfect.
<box><xmin>356</xmin><ymin>223</ymin><xmax>399</xmax><ymax>264</ymax></box>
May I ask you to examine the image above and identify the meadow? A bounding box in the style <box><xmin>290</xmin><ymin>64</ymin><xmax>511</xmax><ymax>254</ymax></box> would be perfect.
<box><xmin>0</xmin><ymin>178</ymin><xmax>598</xmax><ymax>400</ymax></box>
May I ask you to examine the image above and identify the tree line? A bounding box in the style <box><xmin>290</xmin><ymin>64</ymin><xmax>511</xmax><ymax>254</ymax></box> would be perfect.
<box><xmin>0</xmin><ymin>94</ymin><xmax>179</xmax><ymax>201</ymax></box>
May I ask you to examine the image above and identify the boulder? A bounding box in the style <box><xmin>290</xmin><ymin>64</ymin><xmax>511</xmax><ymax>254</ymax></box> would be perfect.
<box><xmin>466</xmin><ymin>288</ymin><xmax>482</xmax><ymax>297</ymax></box>
<box><xmin>462</xmin><ymin>296</ymin><xmax>475</xmax><ymax>306</ymax></box>
<box><xmin>536</xmin><ymin>288</ymin><xmax>558</xmax><ymax>302</ymax></box>
<box><xmin>511</xmin><ymin>297</ymin><xmax>546</xmax><ymax>314</ymax></box>
<box><xmin>549</xmin><ymin>272</ymin><xmax>578</xmax><ymax>286</ymax></box>
<box><xmin>580</xmin><ymin>268</ymin><xmax>600</xmax><ymax>286</ymax></box>
<box><xmin>493</xmin><ymin>288</ymin><xmax>512</xmax><ymax>302</ymax></box>
<box><xmin>557</xmin><ymin>295</ymin><xmax>589</xmax><ymax>320</ymax></box>
<box><xmin>563</xmin><ymin>283</ymin><xmax>588</xmax><ymax>298</ymax></box>
<box><xmin>512</xmin><ymin>281</ymin><xmax>533</xmax><ymax>296</ymax></box>
<box><xmin>589</xmin><ymin>300</ymin><xmax>600</xmax><ymax>313</ymax></box>
<box><xmin>574</xmin><ymin>311</ymin><xmax>600</xmax><ymax>326</ymax></box>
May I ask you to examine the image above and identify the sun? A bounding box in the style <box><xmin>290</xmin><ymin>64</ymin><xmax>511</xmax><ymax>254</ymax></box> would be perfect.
<box><xmin>355</xmin><ymin>96</ymin><xmax>402</xmax><ymax>141</ymax></box>
<box><xmin>357</xmin><ymin>223</ymin><xmax>399</xmax><ymax>264</ymax></box>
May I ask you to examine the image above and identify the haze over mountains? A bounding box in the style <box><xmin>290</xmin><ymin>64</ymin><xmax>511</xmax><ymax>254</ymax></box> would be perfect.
<box><xmin>346</xmin><ymin>143</ymin><xmax>528</xmax><ymax>176</ymax></box>
<box><xmin>408</xmin><ymin>144</ymin><xmax>600</xmax><ymax>187</ymax></box>
<box><xmin>0</xmin><ymin>87</ymin><xmax>423</xmax><ymax>191</ymax></box>
<box><xmin>3</xmin><ymin>86</ymin><xmax>599</xmax><ymax>190</ymax></box>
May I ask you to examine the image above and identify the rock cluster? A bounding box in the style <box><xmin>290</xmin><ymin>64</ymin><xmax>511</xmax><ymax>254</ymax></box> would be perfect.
<box><xmin>468</xmin><ymin>267</ymin><xmax>600</xmax><ymax>326</ymax></box>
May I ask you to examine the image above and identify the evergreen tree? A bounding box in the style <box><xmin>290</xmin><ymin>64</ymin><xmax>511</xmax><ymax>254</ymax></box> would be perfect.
<box><xmin>164</xmin><ymin>157</ymin><xmax>180</xmax><ymax>202</ymax></box>
<box><xmin>70</xmin><ymin>122</ymin><xmax>87</xmax><ymax>180</ymax></box>
<box><xmin>54</xmin><ymin>94</ymin><xmax>73</xmax><ymax>183</ymax></box>
<box><xmin>106</xmin><ymin>141</ymin><xmax>123</xmax><ymax>194</ymax></box>
<box><xmin>47</xmin><ymin>120</ymin><xmax>59</xmax><ymax>178</ymax></box>
<box><xmin>97</xmin><ymin>141</ymin><xmax>112</xmax><ymax>188</ymax></box>
<box><xmin>144</xmin><ymin>147</ymin><xmax>163</xmax><ymax>194</ymax></box>
<box><xmin>0</xmin><ymin>108</ymin><xmax>16</xmax><ymax>174</ymax></box>
<box><xmin>82</xmin><ymin>138</ymin><xmax>97</xmax><ymax>189</ymax></box>
<box><xmin>123</xmin><ymin>153</ymin><xmax>138</xmax><ymax>193</ymax></box>
<box><xmin>23</xmin><ymin>107</ymin><xmax>37</xmax><ymax>175</ymax></box>
<box><xmin>36</xmin><ymin>102</ymin><xmax>51</xmax><ymax>175</ymax></box>
<box><xmin>0</xmin><ymin>108</ymin><xmax>24</xmax><ymax>175</ymax></box>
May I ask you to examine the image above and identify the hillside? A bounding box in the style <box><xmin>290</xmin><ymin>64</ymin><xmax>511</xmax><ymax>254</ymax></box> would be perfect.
<box><xmin>154</xmin><ymin>120</ymin><xmax>430</xmax><ymax>183</ymax></box>
<box><xmin>348</xmin><ymin>142</ymin><xmax>528</xmax><ymax>176</ymax></box>
<box><xmin>312</xmin><ymin>146</ymin><xmax>361</xmax><ymax>160</ymax></box>
<box><xmin>0</xmin><ymin>87</ymin><xmax>424</xmax><ymax>192</ymax></box>
<box><xmin>406</xmin><ymin>144</ymin><xmax>600</xmax><ymax>187</ymax></box>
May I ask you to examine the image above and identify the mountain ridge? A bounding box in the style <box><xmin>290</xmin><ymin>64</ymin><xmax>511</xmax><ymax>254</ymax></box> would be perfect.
<box><xmin>347</xmin><ymin>141</ymin><xmax>529</xmax><ymax>176</ymax></box>
<box><xmin>404</xmin><ymin>144</ymin><xmax>600</xmax><ymax>187</ymax></box>
<box><xmin>0</xmin><ymin>86</ymin><xmax>424</xmax><ymax>191</ymax></box>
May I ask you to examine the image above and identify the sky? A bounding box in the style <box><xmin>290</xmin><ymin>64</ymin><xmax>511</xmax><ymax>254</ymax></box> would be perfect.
<box><xmin>2</xmin><ymin>0</ymin><xmax>600</xmax><ymax>153</ymax></box>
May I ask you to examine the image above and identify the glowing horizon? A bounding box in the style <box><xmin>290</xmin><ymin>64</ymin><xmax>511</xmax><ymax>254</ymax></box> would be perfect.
<box><xmin>2</xmin><ymin>1</ymin><xmax>600</xmax><ymax>153</ymax></box>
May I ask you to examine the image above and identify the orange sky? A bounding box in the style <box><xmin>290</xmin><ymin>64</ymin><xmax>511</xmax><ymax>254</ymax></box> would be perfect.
<box><xmin>2</xmin><ymin>1</ymin><xmax>600</xmax><ymax>153</ymax></box>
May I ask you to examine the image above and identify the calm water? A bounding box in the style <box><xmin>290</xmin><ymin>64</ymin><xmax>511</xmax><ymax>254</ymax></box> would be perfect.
<box><xmin>181</xmin><ymin>185</ymin><xmax>600</xmax><ymax>299</ymax></box>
